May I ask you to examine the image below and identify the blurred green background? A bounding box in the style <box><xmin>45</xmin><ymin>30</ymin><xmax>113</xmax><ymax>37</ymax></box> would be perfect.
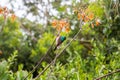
<box><xmin>0</xmin><ymin>0</ymin><xmax>120</xmax><ymax>80</ymax></box>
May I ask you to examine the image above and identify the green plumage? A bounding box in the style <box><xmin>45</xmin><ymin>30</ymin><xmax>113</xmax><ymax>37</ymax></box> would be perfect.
<box><xmin>60</xmin><ymin>36</ymin><xmax>66</xmax><ymax>42</ymax></box>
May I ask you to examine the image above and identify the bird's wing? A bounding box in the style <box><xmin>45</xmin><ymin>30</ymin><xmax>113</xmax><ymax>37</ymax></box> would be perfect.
<box><xmin>56</xmin><ymin>36</ymin><xmax>62</xmax><ymax>46</ymax></box>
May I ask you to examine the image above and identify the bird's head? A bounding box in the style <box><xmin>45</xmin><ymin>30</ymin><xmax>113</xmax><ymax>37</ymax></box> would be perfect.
<box><xmin>61</xmin><ymin>36</ymin><xmax>66</xmax><ymax>41</ymax></box>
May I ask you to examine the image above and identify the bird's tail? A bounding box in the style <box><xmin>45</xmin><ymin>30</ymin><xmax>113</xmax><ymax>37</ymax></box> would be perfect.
<box><xmin>54</xmin><ymin>46</ymin><xmax>57</xmax><ymax>51</ymax></box>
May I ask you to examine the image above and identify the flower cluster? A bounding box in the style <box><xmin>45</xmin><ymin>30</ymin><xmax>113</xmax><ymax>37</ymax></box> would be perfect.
<box><xmin>0</xmin><ymin>6</ymin><xmax>9</xmax><ymax>19</ymax></box>
<box><xmin>77</xmin><ymin>9</ymin><xmax>101</xmax><ymax>28</ymax></box>
<box><xmin>51</xmin><ymin>20</ymin><xmax>70</xmax><ymax>32</ymax></box>
<box><xmin>0</xmin><ymin>6</ymin><xmax>16</xmax><ymax>22</ymax></box>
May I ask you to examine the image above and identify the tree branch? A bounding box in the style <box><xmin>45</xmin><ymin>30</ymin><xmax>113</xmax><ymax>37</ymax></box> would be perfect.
<box><xmin>95</xmin><ymin>69</ymin><xmax>120</xmax><ymax>80</ymax></box>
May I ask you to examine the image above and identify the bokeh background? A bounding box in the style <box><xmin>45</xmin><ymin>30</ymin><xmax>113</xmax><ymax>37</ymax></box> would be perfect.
<box><xmin>0</xmin><ymin>0</ymin><xmax>120</xmax><ymax>80</ymax></box>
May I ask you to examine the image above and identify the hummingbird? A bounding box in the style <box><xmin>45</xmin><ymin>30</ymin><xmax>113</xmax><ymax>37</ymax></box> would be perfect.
<box><xmin>54</xmin><ymin>35</ymin><xmax>66</xmax><ymax>51</ymax></box>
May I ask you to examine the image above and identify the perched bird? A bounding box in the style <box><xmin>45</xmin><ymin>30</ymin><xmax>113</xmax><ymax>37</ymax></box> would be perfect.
<box><xmin>54</xmin><ymin>35</ymin><xmax>66</xmax><ymax>51</ymax></box>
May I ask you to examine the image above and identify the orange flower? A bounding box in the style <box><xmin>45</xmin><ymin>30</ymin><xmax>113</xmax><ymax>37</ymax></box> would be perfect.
<box><xmin>88</xmin><ymin>13</ymin><xmax>94</xmax><ymax>20</ymax></box>
<box><xmin>96</xmin><ymin>19</ymin><xmax>101</xmax><ymax>26</ymax></box>
<box><xmin>11</xmin><ymin>14</ymin><xmax>16</xmax><ymax>22</ymax></box>
<box><xmin>84</xmin><ymin>16</ymin><xmax>89</xmax><ymax>22</ymax></box>
<box><xmin>52</xmin><ymin>20</ymin><xmax>58</xmax><ymax>28</ymax></box>
<box><xmin>56</xmin><ymin>26</ymin><xmax>62</xmax><ymax>31</ymax></box>
<box><xmin>81</xmin><ymin>13</ymin><xmax>85</xmax><ymax>20</ymax></box>
<box><xmin>59</xmin><ymin>20</ymin><xmax>66</xmax><ymax>28</ymax></box>
<box><xmin>65</xmin><ymin>27</ymin><xmax>70</xmax><ymax>33</ymax></box>
<box><xmin>51</xmin><ymin>19</ymin><xmax>70</xmax><ymax>32</ymax></box>
<box><xmin>78</xmin><ymin>13</ymin><xmax>81</xmax><ymax>20</ymax></box>
<box><xmin>59</xmin><ymin>23</ymin><xmax>63</xmax><ymax>29</ymax></box>
<box><xmin>0</xmin><ymin>8</ymin><xmax>3</xmax><ymax>14</ymax></box>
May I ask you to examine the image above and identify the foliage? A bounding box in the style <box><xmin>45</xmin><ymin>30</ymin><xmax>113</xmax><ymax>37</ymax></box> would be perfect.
<box><xmin>0</xmin><ymin>0</ymin><xmax>120</xmax><ymax>80</ymax></box>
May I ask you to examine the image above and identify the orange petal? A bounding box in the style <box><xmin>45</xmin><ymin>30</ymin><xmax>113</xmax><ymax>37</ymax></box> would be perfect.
<box><xmin>88</xmin><ymin>13</ymin><xmax>94</xmax><ymax>20</ymax></box>
<box><xmin>96</xmin><ymin>19</ymin><xmax>101</xmax><ymax>26</ymax></box>
<box><xmin>51</xmin><ymin>20</ymin><xmax>58</xmax><ymax>28</ymax></box>
<box><xmin>0</xmin><ymin>8</ymin><xmax>3</xmax><ymax>14</ymax></box>
<box><xmin>56</xmin><ymin>26</ymin><xmax>62</xmax><ymax>31</ymax></box>
<box><xmin>59</xmin><ymin>23</ymin><xmax>64</xmax><ymax>29</ymax></box>
<box><xmin>59</xmin><ymin>20</ymin><xmax>66</xmax><ymax>28</ymax></box>
<box><xmin>81</xmin><ymin>13</ymin><xmax>85</xmax><ymax>20</ymax></box>
<box><xmin>84</xmin><ymin>16</ymin><xmax>89</xmax><ymax>22</ymax></box>
<box><xmin>65</xmin><ymin>27</ymin><xmax>70</xmax><ymax>33</ymax></box>
<box><xmin>78</xmin><ymin>13</ymin><xmax>81</xmax><ymax>20</ymax></box>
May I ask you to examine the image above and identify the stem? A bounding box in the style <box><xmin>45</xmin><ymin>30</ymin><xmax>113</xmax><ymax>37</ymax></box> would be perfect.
<box><xmin>95</xmin><ymin>69</ymin><xmax>120</xmax><ymax>80</ymax></box>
